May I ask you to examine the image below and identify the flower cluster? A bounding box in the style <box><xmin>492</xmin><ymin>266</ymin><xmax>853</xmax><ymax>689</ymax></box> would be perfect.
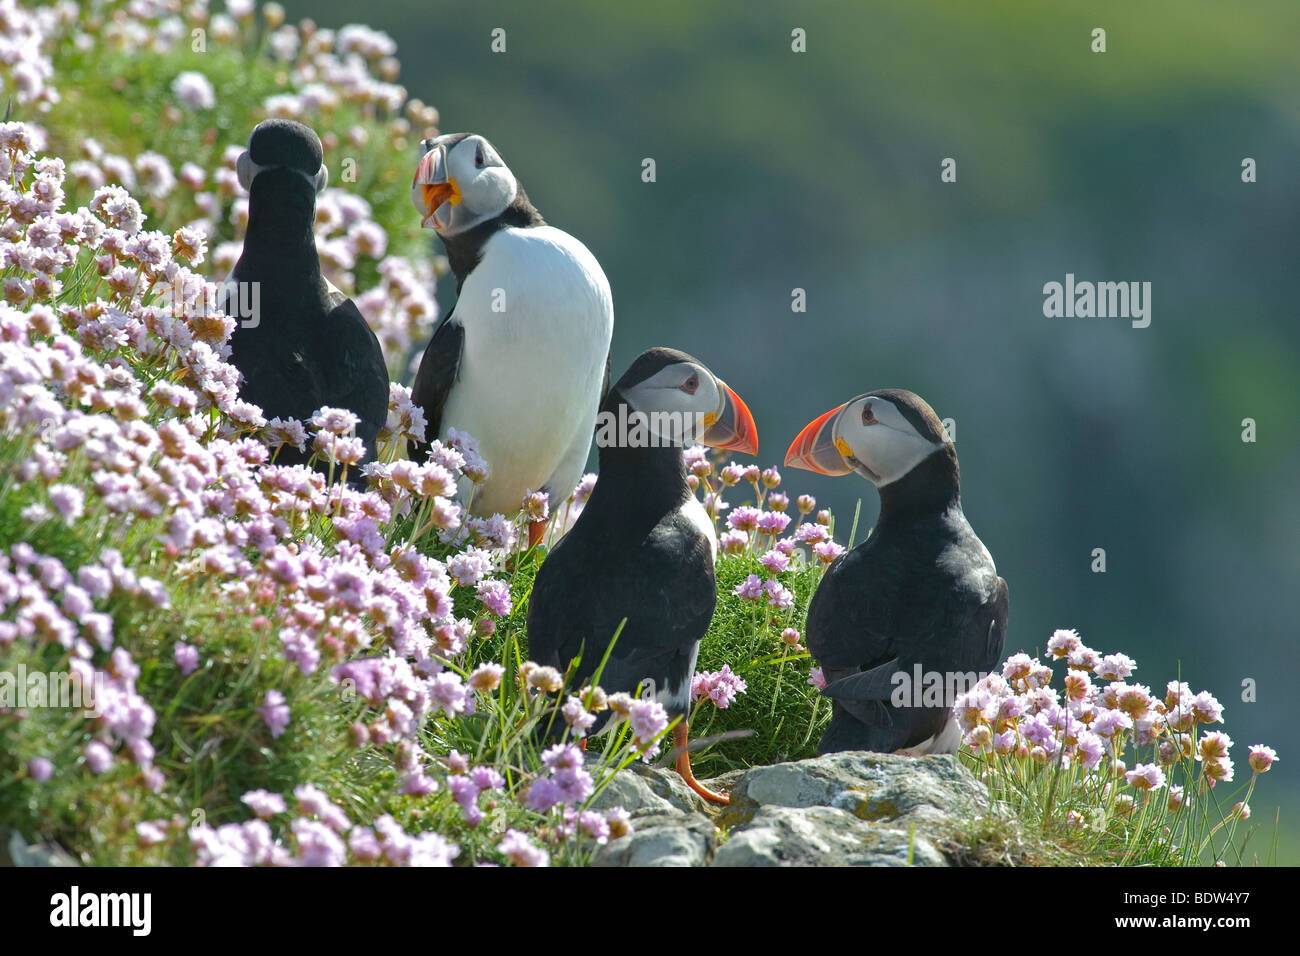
<box><xmin>0</xmin><ymin>0</ymin><xmax>63</xmax><ymax>113</ymax></box>
<box><xmin>953</xmin><ymin>629</ymin><xmax>1277</xmax><ymax>848</ymax></box>
<box><xmin>182</xmin><ymin>784</ymin><xmax>459</xmax><ymax>866</ymax></box>
<box><xmin>15</xmin><ymin>0</ymin><xmax>442</xmax><ymax>389</ymax></box>
<box><xmin>687</xmin><ymin>453</ymin><xmax>842</xmax><ymax>608</ymax></box>
<box><xmin>1</xmin><ymin>544</ymin><xmax>164</xmax><ymax>787</ymax></box>
<box><xmin>691</xmin><ymin>665</ymin><xmax>748</xmax><ymax>710</ymax></box>
<box><xmin>0</xmin><ymin>116</ymin><xmax>630</xmax><ymax>867</ymax></box>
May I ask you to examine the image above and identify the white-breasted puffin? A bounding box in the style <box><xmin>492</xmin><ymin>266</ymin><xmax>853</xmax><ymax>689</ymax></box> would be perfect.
<box><xmin>223</xmin><ymin>119</ymin><xmax>389</xmax><ymax>485</ymax></box>
<box><xmin>785</xmin><ymin>389</ymin><xmax>1008</xmax><ymax>756</ymax></box>
<box><xmin>526</xmin><ymin>348</ymin><xmax>758</xmax><ymax>803</ymax></box>
<box><xmin>409</xmin><ymin>133</ymin><xmax>614</xmax><ymax>545</ymax></box>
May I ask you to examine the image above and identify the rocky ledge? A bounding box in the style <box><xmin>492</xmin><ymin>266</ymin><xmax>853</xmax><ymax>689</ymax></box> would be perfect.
<box><xmin>590</xmin><ymin>751</ymin><xmax>995</xmax><ymax>867</ymax></box>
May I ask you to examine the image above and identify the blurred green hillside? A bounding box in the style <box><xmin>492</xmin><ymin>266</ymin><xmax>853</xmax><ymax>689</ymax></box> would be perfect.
<box><xmin>285</xmin><ymin>0</ymin><xmax>1300</xmax><ymax>861</ymax></box>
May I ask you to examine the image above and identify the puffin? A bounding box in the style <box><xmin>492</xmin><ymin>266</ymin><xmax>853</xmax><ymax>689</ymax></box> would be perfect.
<box><xmin>223</xmin><ymin>119</ymin><xmax>389</xmax><ymax>485</ymax></box>
<box><xmin>784</xmin><ymin>389</ymin><xmax>1008</xmax><ymax>756</ymax></box>
<box><xmin>526</xmin><ymin>348</ymin><xmax>758</xmax><ymax>803</ymax></box>
<box><xmin>408</xmin><ymin>132</ymin><xmax>614</xmax><ymax>545</ymax></box>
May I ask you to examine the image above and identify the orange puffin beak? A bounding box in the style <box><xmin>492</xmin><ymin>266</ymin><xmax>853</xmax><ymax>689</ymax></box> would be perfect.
<box><xmin>701</xmin><ymin>383</ymin><xmax>758</xmax><ymax>456</ymax></box>
<box><xmin>785</xmin><ymin>403</ymin><xmax>852</xmax><ymax>475</ymax></box>
<box><xmin>413</xmin><ymin>144</ymin><xmax>461</xmax><ymax>229</ymax></box>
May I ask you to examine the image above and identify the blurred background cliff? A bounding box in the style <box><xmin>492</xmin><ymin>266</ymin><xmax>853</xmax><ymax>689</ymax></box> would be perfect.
<box><xmin>285</xmin><ymin>0</ymin><xmax>1300</xmax><ymax>857</ymax></box>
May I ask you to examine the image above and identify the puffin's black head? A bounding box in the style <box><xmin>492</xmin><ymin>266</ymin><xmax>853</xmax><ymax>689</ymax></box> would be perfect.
<box><xmin>601</xmin><ymin>347</ymin><xmax>758</xmax><ymax>455</ymax></box>
<box><xmin>237</xmin><ymin>119</ymin><xmax>329</xmax><ymax>195</ymax></box>
<box><xmin>785</xmin><ymin>388</ymin><xmax>952</xmax><ymax>487</ymax></box>
<box><xmin>411</xmin><ymin>131</ymin><xmax>540</xmax><ymax>234</ymax></box>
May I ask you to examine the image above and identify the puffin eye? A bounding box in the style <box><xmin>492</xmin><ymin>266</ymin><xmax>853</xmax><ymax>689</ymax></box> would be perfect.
<box><xmin>862</xmin><ymin>403</ymin><xmax>877</xmax><ymax>425</ymax></box>
<box><xmin>681</xmin><ymin>373</ymin><xmax>700</xmax><ymax>394</ymax></box>
<box><xmin>474</xmin><ymin>145</ymin><xmax>485</xmax><ymax>168</ymax></box>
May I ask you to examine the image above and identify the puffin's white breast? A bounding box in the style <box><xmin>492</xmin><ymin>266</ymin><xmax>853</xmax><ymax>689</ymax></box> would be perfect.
<box><xmin>442</xmin><ymin>226</ymin><xmax>614</xmax><ymax>515</ymax></box>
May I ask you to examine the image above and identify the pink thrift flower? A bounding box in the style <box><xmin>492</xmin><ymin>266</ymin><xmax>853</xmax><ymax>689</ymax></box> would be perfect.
<box><xmin>562</xmin><ymin>695</ymin><xmax>596</xmax><ymax>735</ymax></box>
<box><xmin>1126</xmin><ymin>763</ymin><xmax>1165</xmax><ymax>791</ymax></box>
<box><xmin>578</xmin><ymin>810</ymin><xmax>611</xmax><ymax>844</ymax></box>
<box><xmin>48</xmin><ymin>484</ymin><xmax>84</xmax><ymax>522</ymax></box>
<box><xmin>468</xmin><ymin>662</ymin><xmax>504</xmax><ymax>692</ymax></box>
<box><xmin>136</xmin><ymin>821</ymin><xmax>167</xmax><ymax>847</ymax></box>
<box><xmin>627</xmin><ymin>699</ymin><xmax>669</xmax><ymax>747</ymax></box>
<box><xmin>718</xmin><ymin>530</ymin><xmax>747</xmax><ymax>555</ymax></box>
<box><xmin>522</xmin><ymin>490</ymin><xmax>549</xmax><ymax>522</ymax></box>
<box><xmin>763</xmin><ymin>579</ymin><xmax>793</xmax><ymax>609</ymax></box>
<box><xmin>691</xmin><ymin>665</ymin><xmax>748</xmax><ymax>709</ymax></box>
<box><xmin>171</xmin><ymin>71</ymin><xmax>216</xmax><ymax>110</ymax></box>
<box><xmin>174</xmin><ymin>641</ymin><xmax>199</xmax><ymax>675</ymax></box>
<box><xmin>719</xmin><ymin>462</ymin><xmax>745</xmax><ymax>486</ymax></box>
<box><xmin>756</xmin><ymin>511</ymin><xmax>790</xmax><ymax>535</ymax></box>
<box><xmin>813</xmin><ymin>541</ymin><xmax>845</xmax><ymax>564</ymax></box>
<box><xmin>84</xmin><ymin>741</ymin><xmax>113</xmax><ymax>774</ymax></box>
<box><xmin>572</xmin><ymin>473</ymin><xmax>597</xmax><ymax>505</ymax></box>
<box><xmin>733</xmin><ymin>574</ymin><xmax>764</xmax><ymax>601</ymax></box>
<box><xmin>1248</xmin><ymin>745</ymin><xmax>1278</xmax><ymax>774</ymax></box>
<box><xmin>428</xmin><ymin>672</ymin><xmax>470</xmax><ymax>718</ymax></box>
<box><xmin>1191</xmin><ymin>691</ymin><xmax>1224</xmax><ymax>725</ymax></box>
<box><xmin>1046</xmin><ymin>628</ymin><xmax>1081</xmax><ymax>659</ymax></box>
<box><xmin>1096</xmin><ymin>652</ymin><xmax>1137</xmax><ymax>681</ymax></box>
<box><xmin>499</xmin><ymin>829</ymin><xmax>549</xmax><ymax>867</ymax></box>
<box><xmin>476</xmin><ymin>578</ymin><xmax>512</xmax><ymax>618</ymax></box>
<box><xmin>795</xmin><ymin>522</ymin><xmax>829</xmax><ymax>545</ymax></box>
<box><xmin>259</xmin><ymin>690</ymin><xmax>291</xmax><ymax>738</ymax></box>
<box><xmin>241</xmin><ymin>789</ymin><xmax>287</xmax><ymax>819</ymax></box>
<box><xmin>727</xmin><ymin>506</ymin><xmax>761</xmax><ymax>533</ymax></box>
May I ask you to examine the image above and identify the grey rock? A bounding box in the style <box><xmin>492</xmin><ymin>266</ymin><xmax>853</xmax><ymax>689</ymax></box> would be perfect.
<box><xmin>591</xmin><ymin>809</ymin><xmax>716</xmax><ymax>867</ymax></box>
<box><xmin>725</xmin><ymin>752</ymin><xmax>987</xmax><ymax>825</ymax></box>
<box><xmin>593</xmin><ymin>750</ymin><xmax>996</xmax><ymax>867</ymax></box>
<box><xmin>5</xmin><ymin>830</ymin><xmax>79</xmax><ymax>867</ymax></box>
<box><xmin>703</xmin><ymin>767</ymin><xmax>746</xmax><ymax>796</ymax></box>
<box><xmin>712</xmin><ymin>805</ymin><xmax>947</xmax><ymax>867</ymax></box>
<box><xmin>587</xmin><ymin>758</ymin><xmax>708</xmax><ymax>815</ymax></box>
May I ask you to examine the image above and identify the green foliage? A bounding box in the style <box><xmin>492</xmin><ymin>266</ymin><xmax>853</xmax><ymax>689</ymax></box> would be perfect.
<box><xmin>46</xmin><ymin>17</ymin><xmax>429</xmax><ymax>292</ymax></box>
<box><xmin>689</xmin><ymin>554</ymin><xmax>828</xmax><ymax>775</ymax></box>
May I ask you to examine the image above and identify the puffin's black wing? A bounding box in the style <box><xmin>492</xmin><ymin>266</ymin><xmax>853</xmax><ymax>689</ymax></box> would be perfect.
<box><xmin>409</xmin><ymin>314</ymin><xmax>464</xmax><ymax>460</ymax></box>
<box><xmin>809</xmin><ymin>523</ymin><xmax>1009</xmax><ymax>753</ymax></box>
<box><xmin>821</xmin><ymin>656</ymin><xmax>901</xmax><ymax>702</ymax></box>
<box><xmin>320</xmin><ymin>290</ymin><xmax>390</xmax><ymax>460</ymax></box>
<box><xmin>804</xmin><ymin>547</ymin><xmax>895</xmax><ymax>674</ymax></box>
<box><xmin>226</xmin><ymin>315</ymin><xmax>324</xmax><ymax>436</ymax></box>
<box><xmin>823</xmin><ymin>569</ymin><xmax>1008</xmax><ymax>707</ymax></box>
<box><xmin>528</xmin><ymin>510</ymin><xmax>715</xmax><ymax>705</ymax></box>
<box><xmin>229</xmin><ymin>342</ymin><xmax>324</xmax><ymax>452</ymax></box>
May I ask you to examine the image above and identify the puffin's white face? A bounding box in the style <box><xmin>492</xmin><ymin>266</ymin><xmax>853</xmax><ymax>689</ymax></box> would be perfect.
<box><xmin>411</xmin><ymin>134</ymin><xmax>517</xmax><ymax>235</ymax></box>
<box><xmin>786</xmin><ymin>395</ymin><xmax>945</xmax><ymax>486</ymax></box>
<box><xmin>613</xmin><ymin>360</ymin><xmax>758</xmax><ymax>453</ymax></box>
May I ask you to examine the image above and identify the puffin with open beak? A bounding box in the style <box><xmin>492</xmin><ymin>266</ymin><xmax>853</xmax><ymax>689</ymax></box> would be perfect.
<box><xmin>786</xmin><ymin>388</ymin><xmax>1008</xmax><ymax>756</ymax></box>
<box><xmin>223</xmin><ymin>119</ymin><xmax>389</xmax><ymax>487</ymax></box>
<box><xmin>527</xmin><ymin>348</ymin><xmax>758</xmax><ymax>803</ymax></box>
<box><xmin>409</xmin><ymin>133</ymin><xmax>614</xmax><ymax>546</ymax></box>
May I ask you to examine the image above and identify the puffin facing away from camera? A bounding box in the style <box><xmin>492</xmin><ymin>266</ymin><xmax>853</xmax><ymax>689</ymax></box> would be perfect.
<box><xmin>409</xmin><ymin>132</ymin><xmax>613</xmax><ymax>545</ymax></box>
<box><xmin>223</xmin><ymin>119</ymin><xmax>389</xmax><ymax>485</ymax></box>
<box><xmin>527</xmin><ymin>348</ymin><xmax>758</xmax><ymax>803</ymax></box>
<box><xmin>785</xmin><ymin>389</ymin><xmax>1008</xmax><ymax>756</ymax></box>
